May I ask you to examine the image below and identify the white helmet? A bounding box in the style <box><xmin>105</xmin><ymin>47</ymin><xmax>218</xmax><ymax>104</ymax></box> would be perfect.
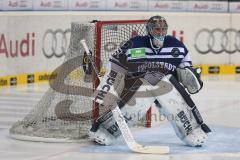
<box><xmin>146</xmin><ymin>16</ymin><xmax>168</xmax><ymax>49</ymax></box>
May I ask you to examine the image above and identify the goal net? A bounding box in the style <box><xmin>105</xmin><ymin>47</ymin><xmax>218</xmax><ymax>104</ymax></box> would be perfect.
<box><xmin>9</xmin><ymin>20</ymin><xmax>151</xmax><ymax>142</ymax></box>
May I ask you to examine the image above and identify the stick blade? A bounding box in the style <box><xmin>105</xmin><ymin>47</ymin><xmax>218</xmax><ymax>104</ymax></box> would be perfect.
<box><xmin>130</xmin><ymin>143</ymin><xmax>169</xmax><ymax>154</ymax></box>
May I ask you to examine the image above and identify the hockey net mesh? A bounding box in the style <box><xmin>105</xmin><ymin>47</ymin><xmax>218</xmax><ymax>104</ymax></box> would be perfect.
<box><xmin>9</xmin><ymin>21</ymin><xmax>146</xmax><ymax>142</ymax></box>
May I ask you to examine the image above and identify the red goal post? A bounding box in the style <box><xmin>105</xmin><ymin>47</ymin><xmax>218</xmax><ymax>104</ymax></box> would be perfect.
<box><xmin>94</xmin><ymin>20</ymin><xmax>151</xmax><ymax>127</ymax></box>
<box><xmin>9</xmin><ymin>19</ymin><xmax>152</xmax><ymax>143</ymax></box>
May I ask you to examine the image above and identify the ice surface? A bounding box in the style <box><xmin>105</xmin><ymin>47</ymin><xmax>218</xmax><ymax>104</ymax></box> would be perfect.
<box><xmin>0</xmin><ymin>75</ymin><xmax>240</xmax><ymax>160</ymax></box>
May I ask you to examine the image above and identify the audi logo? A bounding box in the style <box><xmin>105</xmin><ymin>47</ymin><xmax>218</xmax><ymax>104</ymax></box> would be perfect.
<box><xmin>194</xmin><ymin>28</ymin><xmax>240</xmax><ymax>54</ymax></box>
<box><xmin>42</xmin><ymin>29</ymin><xmax>71</xmax><ymax>58</ymax></box>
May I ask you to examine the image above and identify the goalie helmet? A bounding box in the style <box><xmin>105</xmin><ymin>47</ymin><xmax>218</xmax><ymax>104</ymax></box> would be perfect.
<box><xmin>146</xmin><ymin>16</ymin><xmax>168</xmax><ymax>48</ymax></box>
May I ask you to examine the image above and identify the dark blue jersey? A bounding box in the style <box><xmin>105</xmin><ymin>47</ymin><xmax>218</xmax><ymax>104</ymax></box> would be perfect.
<box><xmin>110</xmin><ymin>35</ymin><xmax>192</xmax><ymax>78</ymax></box>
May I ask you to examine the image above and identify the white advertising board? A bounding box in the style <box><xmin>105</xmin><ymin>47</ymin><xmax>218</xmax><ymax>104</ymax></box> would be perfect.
<box><xmin>229</xmin><ymin>2</ymin><xmax>240</xmax><ymax>13</ymax></box>
<box><xmin>69</xmin><ymin>0</ymin><xmax>106</xmax><ymax>11</ymax></box>
<box><xmin>2</xmin><ymin>0</ymin><xmax>32</xmax><ymax>10</ymax></box>
<box><xmin>187</xmin><ymin>1</ymin><xmax>228</xmax><ymax>12</ymax></box>
<box><xmin>0</xmin><ymin>0</ymin><xmax>3</xmax><ymax>10</ymax></box>
<box><xmin>0</xmin><ymin>0</ymin><xmax>238</xmax><ymax>12</ymax></box>
<box><xmin>0</xmin><ymin>15</ymin><xmax>70</xmax><ymax>76</ymax></box>
<box><xmin>166</xmin><ymin>13</ymin><xmax>232</xmax><ymax>65</ymax></box>
<box><xmin>148</xmin><ymin>0</ymin><xmax>187</xmax><ymax>12</ymax></box>
<box><xmin>33</xmin><ymin>0</ymin><xmax>68</xmax><ymax>10</ymax></box>
<box><xmin>107</xmin><ymin>0</ymin><xmax>148</xmax><ymax>11</ymax></box>
<box><xmin>0</xmin><ymin>12</ymin><xmax>239</xmax><ymax>76</ymax></box>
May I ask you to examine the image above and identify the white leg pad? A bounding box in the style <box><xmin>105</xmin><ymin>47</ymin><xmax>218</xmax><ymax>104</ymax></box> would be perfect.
<box><xmin>89</xmin><ymin>127</ymin><xmax>114</xmax><ymax>145</ymax></box>
<box><xmin>154</xmin><ymin>75</ymin><xmax>210</xmax><ymax>147</ymax></box>
<box><xmin>89</xmin><ymin>78</ymin><xmax>157</xmax><ymax>145</ymax></box>
<box><xmin>183</xmin><ymin>126</ymin><xmax>208</xmax><ymax>147</ymax></box>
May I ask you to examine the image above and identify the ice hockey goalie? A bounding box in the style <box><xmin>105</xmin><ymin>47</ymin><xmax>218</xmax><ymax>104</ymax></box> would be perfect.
<box><xmin>89</xmin><ymin>15</ymin><xmax>211</xmax><ymax>147</ymax></box>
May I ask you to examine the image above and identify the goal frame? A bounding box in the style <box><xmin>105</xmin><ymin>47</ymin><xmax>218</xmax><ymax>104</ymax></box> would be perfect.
<box><xmin>9</xmin><ymin>19</ymin><xmax>152</xmax><ymax>143</ymax></box>
<box><xmin>94</xmin><ymin>20</ymin><xmax>151</xmax><ymax>127</ymax></box>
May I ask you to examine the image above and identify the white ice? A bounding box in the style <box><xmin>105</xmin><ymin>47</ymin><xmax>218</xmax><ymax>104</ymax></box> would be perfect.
<box><xmin>0</xmin><ymin>75</ymin><xmax>240</xmax><ymax>160</ymax></box>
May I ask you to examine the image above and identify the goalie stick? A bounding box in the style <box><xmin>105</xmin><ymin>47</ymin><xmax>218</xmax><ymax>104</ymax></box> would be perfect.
<box><xmin>80</xmin><ymin>39</ymin><xmax>169</xmax><ymax>154</ymax></box>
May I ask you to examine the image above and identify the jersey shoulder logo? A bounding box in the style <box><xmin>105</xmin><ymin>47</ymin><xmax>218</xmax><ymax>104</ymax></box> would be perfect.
<box><xmin>171</xmin><ymin>48</ymin><xmax>180</xmax><ymax>57</ymax></box>
<box><xmin>130</xmin><ymin>48</ymin><xmax>146</xmax><ymax>58</ymax></box>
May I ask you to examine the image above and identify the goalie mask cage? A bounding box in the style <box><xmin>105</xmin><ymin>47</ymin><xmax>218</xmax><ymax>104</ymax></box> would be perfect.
<box><xmin>9</xmin><ymin>20</ymin><xmax>152</xmax><ymax>142</ymax></box>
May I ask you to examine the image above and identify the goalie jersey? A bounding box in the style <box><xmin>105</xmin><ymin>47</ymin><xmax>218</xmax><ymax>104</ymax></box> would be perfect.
<box><xmin>109</xmin><ymin>35</ymin><xmax>192</xmax><ymax>80</ymax></box>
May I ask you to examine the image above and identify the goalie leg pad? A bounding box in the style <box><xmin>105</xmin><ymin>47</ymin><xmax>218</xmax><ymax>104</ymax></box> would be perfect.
<box><xmin>154</xmin><ymin>75</ymin><xmax>211</xmax><ymax>147</ymax></box>
<box><xmin>92</xmin><ymin>68</ymin><xmax>125</xmax><ymax>106</ymax></box>
<box><xmin>89</xmin><ymin>121</ymin><xmax>115</xmax><ymax>145</ymax></box>
<box><xmin>89</xmin><ymin>78</ymin><xmax>156</xmax><ymax>145</ymax></box>
<box><xmin>170</xmin><ymin>76</ymin><xmax>211</xmax><ymax>134</ymax></box>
